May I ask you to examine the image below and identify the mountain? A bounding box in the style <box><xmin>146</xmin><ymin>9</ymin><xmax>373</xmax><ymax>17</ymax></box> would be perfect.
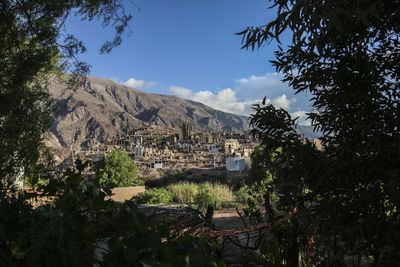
<box><xmin>48</xmin><ymin>76</ymin><xmax>250</xmax><ymax>147</ymax></box>
<box><xmin>296</xmin><ymin>125</ymin><xmax>322</xmax><ymax>139</ymax></box>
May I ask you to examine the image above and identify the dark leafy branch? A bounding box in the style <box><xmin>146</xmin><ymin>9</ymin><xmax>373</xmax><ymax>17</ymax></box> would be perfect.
<box><xmin>240</xmin><ymin>0</ymin><xmax>400</xmax><ymax>265</ymax></box>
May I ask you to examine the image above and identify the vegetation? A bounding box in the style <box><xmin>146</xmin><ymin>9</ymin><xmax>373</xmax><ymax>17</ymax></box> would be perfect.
<box><xmin>0</xmin><ymin>0</ymin><xmax>131</xmax><ymax>184</ymax></box>
<box><xmin>135</xmin><ymin>188</ymin><xmax>173</xmax><ymax>205</ymax></box>
<box><xmin>181</xmin><ymin>120</ymin><xmax>190</xmax><ymax>142</ymax></box>
<box><xmin>0</xmin><ymin>1</ymin><xmax>224</xmax><ymax>265</ymax></box>
<box><xmin>237</xmin><ymin>0</ymin><xmax>400</xmax><ymax>265</ymax></box>
<box><xmin>0</xmin><ymin>161</ymin><xmax>222</xmax><ymax>265</ymax></box>
<box><xmin>167</xmin><ymin>182</ymin><xmax>200</xmax><ymax>203</ymax></box>
<box><xmin>194</xmin><ymin>184</ymin><xmax>222</xmax><ymax>211</ymax></box>
<box><xmin>145</xmin><ymin>171</ymin><xmax>229</xmax><ymax>188</ymax></box>
<box><xmin>248</xmin><ymin>145</ymin><xmax>278</xmax><ymax>184</ymax></box>
<box><xmin>94</xmin><ymin>149</ymin><xmax>143</xmax><ymax>187</ymax></box>
<box><xmin>234</xmin><ymin>185</ymin><xmax>250</xmax><ymax>204</ymax></box>
<box><xmin>2</xmin><ymin>0</ymin><xmax>399</xmax><ymax>265</ymax></box>
<box><xmin>135</xmin><ymin>182</ymin><xmax>235</xmax><ymax>211</ymax></box>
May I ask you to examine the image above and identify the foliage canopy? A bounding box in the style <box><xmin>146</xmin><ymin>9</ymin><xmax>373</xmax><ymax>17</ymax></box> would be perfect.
<box><xmin>0</xmin><ymin>161</ymin><xmax>222</xmax><ymax>266</ymax></box>
<box><xmin>95</xmin><ymin>149</ymin><xmax>143</xmax><ymax>187</ymax></box>
<box><xmin>0</xmin><ymin>1</ymin><xmax>224</xmax><ymax>265</ymax></box>
<box><xmin>0</xmin><ymin>0</ymin><xmax>131</xmax><ymax>183</ymax></box>
<box><xmin>239</xmin><ymin>0</ymin><xmax>400</xmax><ymax>265</ymax></box>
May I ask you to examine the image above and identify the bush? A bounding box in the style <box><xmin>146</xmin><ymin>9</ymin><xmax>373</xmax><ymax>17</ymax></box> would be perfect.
<box><xmin>195</xmin><ymin>184</ymin><xmax>222</xmax><ymax>211</ymax></box>
<box><xmin>23</xmin><ymin>176</ymin><xmax>49</xmax><ymax>187</ymax></box>
<box><xmin>167</xmin><ymin>182</ymin><xmax>199</xmax><ymax>203</ymax></box>
<box><xmin>235</xmin><ymin>185</ymin><xmax>251</xmax><ymax>204</ymax></box>
<box><xmin>0</xmin><ymin>163</ymin><xmax>222</xmax><ymax>265</ymax></box>
<box><xmin>206</xmin><ymin>182</ymin><xmax>234</xmax><ymax>202</ymax></box>
<box><xmin>136</xmin><ymin>182</ymin><xmax>235</xmax><ymax>210</ymax></box>
<box><xmin>135</xmin><ymin>188</ymin><xmax>172</xmax><ymax>204</ymax></box>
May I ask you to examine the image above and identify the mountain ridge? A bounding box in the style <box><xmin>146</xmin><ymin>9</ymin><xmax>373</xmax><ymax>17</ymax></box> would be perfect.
<box><xmin>48</xmin><ymin>75</ymin><xmax>250</xmax><ymax>148</ymax></box>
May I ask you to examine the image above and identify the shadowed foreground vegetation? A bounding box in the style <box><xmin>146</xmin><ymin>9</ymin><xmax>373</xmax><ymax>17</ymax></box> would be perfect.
<box><xmin>2</xmin><ymin>0</ymin><xmax>400</xmax><ymax>265</ymax></box>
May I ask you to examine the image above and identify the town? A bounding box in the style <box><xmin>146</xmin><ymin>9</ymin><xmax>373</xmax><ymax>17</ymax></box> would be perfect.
<box><xmin>72</xmin><ymin>123</ymin><xmax>259</xmax><ymax>180</ymax></box>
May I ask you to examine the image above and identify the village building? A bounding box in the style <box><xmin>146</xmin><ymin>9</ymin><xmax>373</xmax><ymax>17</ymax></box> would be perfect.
<box><xmin>68</xmin><ymin>124</ymin><xmax>260</xmax><ymax>178</ymax></box>
<box><xmin>129</xmin><ymin>135</ymin><xmax>143</xmax><ymax>146</ymax></box>
<box><xmin>226</xmin><ymin>155</ymin><xmax>246</xmax><ymax>173</ymax></box>
<box><xmin>223</xmin><ymin>139</ymin><xmax>240</xmax><ymax>154</ymax></box>
<box><xmin>225</xmin><ymin>155</ymin><xmax>252</xmax><ymax>174</ymax></box>
<box><xmin>153</xmin><ymin>158</ymin><xmax>163</xmax><ymax>169</ymax></box>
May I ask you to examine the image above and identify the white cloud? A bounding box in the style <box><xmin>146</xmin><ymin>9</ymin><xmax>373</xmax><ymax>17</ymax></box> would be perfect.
<box><xmin>119</xmin><ymin>77</ymin><xmax>158</xmax><ymax>90</ymax></box>
<box><xmin>234</xmin><ymin>72</ymin><xmax>311</xmax><ymax>111</ymax></box>
<box><xmin>124</xmin><ymin>78</ymin><xmax>144</xmax><ymax>88</ymax></box>
<box><xmin>170</xmin><ymin>85</ymin><xmax>303</xmax><ymax>122</ymax></box>
<box><xmin>271</xmin><ymin>94</ymin><xmax>296</xmax><ymax>110</ymax></box>
<box><xmin>234</xmin><ymin>72</ymin><xmax>291</xmax><ymax>100</ymax></box>
<box><xmin>170</xmin><ymin>86</ymin><xmax>192</xmax><ymax>98</ymax></box>
<box><xmin>169</xmin><ymin>73</ymin><xmax>298</xmax><ymax>117</ymax></box>
<box><xmin>291</xmin><ymin>110</ymin><xmax>312</xmax><ymax>126</ymax></box>
<box><xmin>115</xmin><ymin>72</ymin><xmax>313</xmax><ymax>126</ymax></box>
<box><xmin>170</xmin><ymin>86</ymin><xmax>260</xmax><ymax>115</ymax></box>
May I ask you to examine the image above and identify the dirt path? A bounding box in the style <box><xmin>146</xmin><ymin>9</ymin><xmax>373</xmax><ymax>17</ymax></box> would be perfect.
<box><xmin>213</xmin><ymin>208</ymin><xmax>248</xmax><ymax>230</ymax></box>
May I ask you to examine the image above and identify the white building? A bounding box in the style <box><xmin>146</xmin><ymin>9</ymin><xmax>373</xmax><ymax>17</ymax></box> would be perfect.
<box><xmin>223</xmin><ymin>139</ymin><xmax>240</xmax><ymax>154</ymax></box>
<box><xmin>153</xmin><ymin>158</ymin><xmax>163</xmax><ymax>169</ymax></box>
<box><xmin>226</xmin><ymin>155</ymin><xmax>246</xmax><ymax>172</ymax></box>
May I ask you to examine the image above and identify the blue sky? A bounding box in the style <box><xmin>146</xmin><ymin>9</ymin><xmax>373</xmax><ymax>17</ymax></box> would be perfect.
<box><xmin>64</xmin><ymin>0</ymin><xmax>312</xmax><ymax>125</ymax></box>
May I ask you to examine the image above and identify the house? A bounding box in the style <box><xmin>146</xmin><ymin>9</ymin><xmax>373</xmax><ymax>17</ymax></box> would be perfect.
<box><xmin>223</xmin><ymin>139</ymin><xmax>240</xmax><ymax>154</ymax></box>
<box><xmin>153</xmin><ymin>158</ymin><xmax>163</xmax><ymax>169</ymax></box>
<box><xmin>226</xmin><ymin>155</ymin><xmax>246</xmax><ymax>172</ymax></box>
<box><xmin>129</xmin><ymin>135</ymin><xmax>143</xmax><ymax>146</ymax></box>
<box><xmin>200</xmin><ymin>132</ymin><xmax>213</xmax><ymax>144</ymax></box>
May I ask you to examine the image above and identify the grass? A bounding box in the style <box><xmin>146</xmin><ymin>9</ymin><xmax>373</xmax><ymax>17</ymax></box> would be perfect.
<box><xmin>167</xmin><ymin>182</ymin><xmax>199</xmax><ymax>203</ymax></box>
<box><xmin>134</xmin><ymin>181</ymin><xmax>236</xmax><ymax>210</ymax></box>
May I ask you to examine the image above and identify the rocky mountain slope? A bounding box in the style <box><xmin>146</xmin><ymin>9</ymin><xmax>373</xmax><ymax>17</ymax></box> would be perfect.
<box><xmin>296</xmin><ymin>125</ymin><xmax>322</xmax><ymax>139</ymax></box>
<box><xmin>48</xmin><ymin>76</ymin><xmax>250</xmax><ymax>147</ymax></box>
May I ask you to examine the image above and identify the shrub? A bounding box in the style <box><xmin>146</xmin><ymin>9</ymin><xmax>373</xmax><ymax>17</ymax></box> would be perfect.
<box><xmin>206</xmin><ymin>182</ymin><xmax>234</xmax><ymax>202</ymax></box>
<box><xmin>167</xmin><ymin>182</ymin><xmax>198</xmax><ymax>203</ymax></box>
<box><xmin>0</xmin><ymin>163</ymin><xmax>222</xmax><ymax>265</ymax></box>
<box><xmin>137</xmin><ymin>182</ymin><xmax>236</xmax><ymax>210</ymax></box>
<box><xmin>235</xmin><ymin>185</ymin><xmax>251</xmax><ymax>204</ymax></box>
<box><xmin>23</xmin><ymin>176</ymin><xmax>49</xmax><ymax>187</ymax></box>
<box><xmin>195</xmin><ymin>184</ymin><xmax>222</xmax><ymax>211</ymax></box>
<box><xmin>135</xmin><ymin>188</ymin><xmax>172</xmax><ymax>204</ymax></box>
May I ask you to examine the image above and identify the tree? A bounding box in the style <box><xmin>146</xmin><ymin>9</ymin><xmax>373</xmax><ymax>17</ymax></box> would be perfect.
<box><xmin>0</xmin><ymin>0</ymin><xmax>132</xmax><ymax>184</ymax></box>
<box><xmin>249</xmin><ymin>144</ymin><xmax>279</xmax><ymax>184</ymax></box>
<box><xmin>0</xmin><ymin>2</ymin><xmax>223</xmax><ymax>265</ymax></box>
<box><xmin>239</xmin><ymin>0</ymin><xmax>400</xmax><ymax>265</ymax></box>
<box><xmin>0</xmin><ymin>161</ymin><xmax>221</xmax><ymax>265</ymax></box>
<box><xmin>181</xmin><ymin>120</ymin><xmax>190</xmax><ymax>142</ymax></box>
<box><xmin>95</xmin><ymin>149</ymin><xmax>143</xmax><ymax>187</ymax></box>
